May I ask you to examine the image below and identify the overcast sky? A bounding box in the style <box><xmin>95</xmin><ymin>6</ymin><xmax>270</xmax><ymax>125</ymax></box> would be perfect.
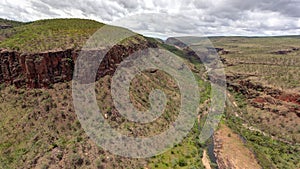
<box><xmin>1</xmin><ymin>0</ymin><xmax>300</xmax><ymax>38</ymax></box>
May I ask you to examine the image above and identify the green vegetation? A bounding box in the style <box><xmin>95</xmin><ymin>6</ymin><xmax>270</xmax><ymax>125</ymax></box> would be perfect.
<box><xmin>0</xmin><ymin>18</ymin><xmax>105</xmax><ymax>52</ymax></box>
<box><xmin>1</xmin><ymin>18</ymin><xmax>299</xmax><ymax>169</ymax></box>
<box><xmin>226</xmin><ymin>115</ymin><xmax>300</xmax><ymax>169</ymax></box>
<box><xmin>0</xmin><ymin>18</ymin><xmax>25</xmax><ymax>27</ymax></box>
<box><xmin>147</xmin><ymin>79</ymin><xmax>210</xmax><ymax>169</ymax></box>
<box><xmin>148</xmin><ymin>131</ymin><xmax>205</xmax><ymax>169</ymax></box>
<box><xmin>0</xmin><ymin>48</ymin><xmax>211</xmax><ymax>168</ymax></box>
<box><xmin>0</xmin><ymin>82</ymin><xmax>150</xmax><ymax>168</ymax></box>
<box><xmin>158</xmin><ymin>42</ymin><xmax>186</xmax><ymax>58</ymax></box>
<box><xmin>225</xmin><ymin>91</ymin><xmax>300</xmax><ymax>169</ymax></box>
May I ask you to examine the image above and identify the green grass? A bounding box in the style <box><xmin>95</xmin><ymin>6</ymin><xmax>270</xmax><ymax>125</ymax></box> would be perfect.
<box><xmin>0</xmin><ymin>18</ymin><xmax>105</xmax><ymax>52</ymax></box>
<box><xmin>148</xmin><ymin>125</ymin><xmax>205</xmax><ymax>169</ymax></box>
<box><xmin>0</xmin><ymin>18</ymin><xmax>149</xmax><ymax>54</ymax></box>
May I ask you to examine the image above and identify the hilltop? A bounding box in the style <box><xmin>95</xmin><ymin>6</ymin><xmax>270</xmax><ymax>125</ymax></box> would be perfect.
<box><xmin>0</xmin><ymin>18</ymin><xmax>153</xmax><ymax>88</ymax></box>
<box><xmin>0</xmin><ymin>18</ymin><xmax>106</xmax><ymax>52</ymax></box>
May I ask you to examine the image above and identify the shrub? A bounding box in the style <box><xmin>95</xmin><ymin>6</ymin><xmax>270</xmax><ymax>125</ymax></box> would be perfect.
<box><xmin>178</xmin><ymin>159</ymin><xmax>187</xmax><ymax>167</ymax></box>
<box><xmin>70</xmin><ymin>154</ymin><xmax>83</xmax><ymax>166</ymax></box>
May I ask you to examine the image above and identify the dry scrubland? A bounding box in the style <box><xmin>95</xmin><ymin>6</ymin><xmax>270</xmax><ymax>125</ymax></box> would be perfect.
<box><xmin>211</xmin><ymin>37</ymin><xmax>300</xmax><ymax>169</ymax></box>
<box><xmin>210</xmin><ymin>37</ymin><xmax>300</xmax><ymax>90</ymax></box>
<box><xmin>0</xmin><ymin>19</ymin><xmax>299</xmax><ymax>168</ymax></box>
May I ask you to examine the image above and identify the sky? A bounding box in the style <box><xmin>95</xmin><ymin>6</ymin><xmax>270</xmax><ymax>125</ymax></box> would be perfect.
<box><xmin>1</xmin><ymin>0</ymin><xmax>300</xmax><ymax>39</ymax></box>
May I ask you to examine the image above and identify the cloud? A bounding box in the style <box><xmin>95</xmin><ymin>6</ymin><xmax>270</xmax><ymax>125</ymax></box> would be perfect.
<box><xmin>30</xmin><ymin>1</ymin><xmax>60</xmax><ymax>16</ymax></box>
<box><xmin>0</xmin><ymin>0</ymin><xmax>31</xmax><ymax>21</ymax></box>
<box><xmin>1</xmin><ymin>0</ymin><xmax>299</xmax><ymax>38</ymax></box>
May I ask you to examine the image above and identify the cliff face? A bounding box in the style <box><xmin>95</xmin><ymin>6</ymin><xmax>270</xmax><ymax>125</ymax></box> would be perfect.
<box><xmin>0</xmin><ymin>40</ymin><xmax>157</xmax><ymax>88</ymax></box>
<box><xmin>226</xmin><ymin>75</ymin><xmax>300</xmax><ymax>118</ymax></box>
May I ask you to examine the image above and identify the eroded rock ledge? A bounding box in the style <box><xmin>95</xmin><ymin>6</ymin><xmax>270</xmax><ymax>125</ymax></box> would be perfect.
<box><xmin>227</xmin><ymin>75</ymin><xmax>300</xmax><ymax>118</ymax></box>
<box><xmin>0</xmin><ymin>41</ymin><xmax>157</xmax><ymax>88</ymax></box>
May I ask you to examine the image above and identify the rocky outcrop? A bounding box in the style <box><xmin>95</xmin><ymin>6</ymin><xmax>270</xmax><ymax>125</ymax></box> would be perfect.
<box><xmin>0</xmin><ymin>25</ymin><xmax>13</xmax><ymax>29</ymax></box>
<box><xmin>213</xmin><ymin>125</ymin><xmax>262</xmax><ymax>169</ymax></box>
<box><xmin>0</xmin><ymin>40</ymin><xmax>157</xmax><ymax>88</ymax></box>
<box><xmin>271</xmin><ymin>48</ymin><xmax>299</xmax><ymax>55</ymax></box>
<box><xmin>227</xmin><ymin>75</ymin><xmax>300</xmax><ymax>117</ymax></box>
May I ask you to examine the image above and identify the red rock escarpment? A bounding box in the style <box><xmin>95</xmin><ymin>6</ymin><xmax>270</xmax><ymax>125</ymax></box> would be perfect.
<box><xmin>226</xmin><ymin>76</ymin><xmax>300</xmax><ymax>117</ymax></box>
<box><xmin>0</xmin><ymin>41</ymin><xmax>157</xmax><ymax>88</ymax></box>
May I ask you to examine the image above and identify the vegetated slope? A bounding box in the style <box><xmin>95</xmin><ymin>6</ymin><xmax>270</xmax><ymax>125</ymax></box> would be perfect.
<box><xmin>0</xmin><ymin>18</ymin><xmax>25</xmax><ymax>42</ymax></box>
<box><xmin>0</xmin><ymin>19</ymin><xmax>210</xmax><ymax>168</ymax></box>
<box><xmin>0</xmin><ymin>18</ymin><xmax>24</xmax><ymax>27</ymax></box>
<box><xmin>209</xmin><ymin>37</ymin><xmax>300</xmax><ymax>169</ymax></box>
<box><xmin>0</xmin><ymin>18</ymin><xmax>104</xmax><ymax>52</ymax></box>
<box><xmin>214</xmin><ymin>124</ymin><xmax>261</xmax><ymax>169</ymax></box>
<box><xmin>0</xmin><ymin>78</ymin><xmax>148</xmax><ymax>169</ymax></box>
<box><xmin>210</xmin><ymin>36</ymin><xmax>300</xmax><ymax>143</ymax></box>
<box><xmin>166</xmin><ymin>36</ymin><xmax>300</xmax><ymax>169</ymax></box>
<box><xmin>0</xmin><ymin>69</ymin><xmax>209</xmax><ymax>168</ymax></box>
<box><xmin>1</xmin><ymin>18</ymin><xmax>298</xmax><ymax>169</ymax></box>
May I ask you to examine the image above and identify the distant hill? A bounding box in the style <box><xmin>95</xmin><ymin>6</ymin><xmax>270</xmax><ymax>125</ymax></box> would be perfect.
<box><xmin>0</xmin><ymin>18</ymin><xmax>24</xmax><ymax>27</ymax></box>
<box><xmin>0</xmin><ymin>18</ymin><xmax>25</xmax><ymax>42</ymax></box>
